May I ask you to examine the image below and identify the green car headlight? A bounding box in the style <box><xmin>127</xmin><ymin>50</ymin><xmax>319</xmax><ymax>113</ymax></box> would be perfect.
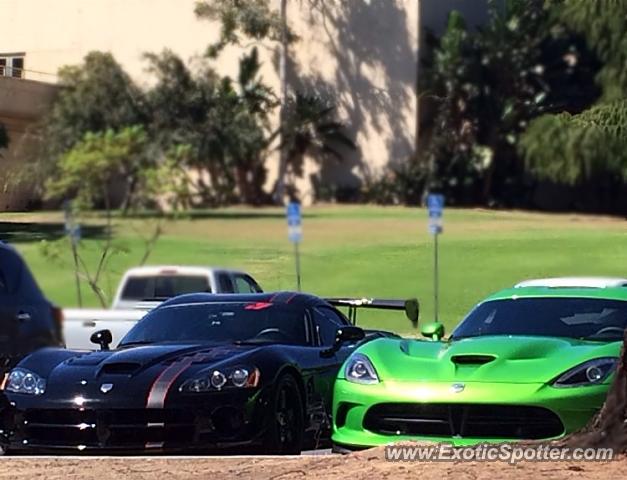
<box><xmin>552</xmin><ymin>357</ymin><xmax>618</xmax><ymax>388</ymax></box>
<box><xmin>345</xmin><ymin>353</ymin><xmax>379</xmax><ymax>385</ymax></box>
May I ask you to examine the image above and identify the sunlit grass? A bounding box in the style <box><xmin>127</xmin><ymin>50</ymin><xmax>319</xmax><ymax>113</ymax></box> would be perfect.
<box><xmin>2</xmin><ymin>206</ymin><xmax>626</xmax><ymax>334</ymax></box>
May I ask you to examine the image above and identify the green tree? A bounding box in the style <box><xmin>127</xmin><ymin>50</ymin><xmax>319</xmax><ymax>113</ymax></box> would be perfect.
<box><xmin>195</xmin><ymin>0</ymin><xmax>353</xmax><ymax>203</ymax></box>
<box><xmin>281</xmin><ymin>92</ymin><xmax>355</xmax><ymax>198</ymax></box>
<box><xmin>46</xmin><ymin>126</ymin><xmax>151</xmax><ymax>212</ymax></box>
<box><xmin>520</xmin><ymin>1</ymin><xmax>627</xmax><ymax>210</ymax></box>
<box><xmin>204</xmin><ymin>48</ymin><xmax>276</xmax><ymax>204</ymax></box>
<box><xmin>421</xmin><ymin>0</ymin><xmax>599</xmax><ymax>205</ymax></box>
<box><xmin>33</xmin><ymin>52</ymin><xmax>147</xmax><ymax>189</ymax></box>
<box><xmin>522</xmin><ymin>101</ymin><xmax>627</xmax><ymax>186</ymax></box>
<box><xmin>194</xmin><ymin>0</ymin><xmax>286</xmax><ymax>57</ymax></box>
<box><xmin>43</xmin><ymin>126</ymin><xmax>190</xmax><ymax>306</ymax></box>
<box><xmin>145</xmin><ymin>47</ymin><xmax>275</xmax><ymax>205</ymax></box>
<box><xmin>555</xmin><ymin>0</ymin><xmax>627</xmax><ymax>101</ymax></box>
<box><xmin>196</xmin><ymin>0</ymin><xmax>292</xmax><ymax>202</ymax></box>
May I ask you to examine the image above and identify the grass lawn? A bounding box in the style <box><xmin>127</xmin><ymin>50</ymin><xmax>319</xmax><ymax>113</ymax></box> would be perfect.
<box><xmin>2</xmin><ymin>205</ymin><xmax>627</xmax><ymax>335</ymax></box>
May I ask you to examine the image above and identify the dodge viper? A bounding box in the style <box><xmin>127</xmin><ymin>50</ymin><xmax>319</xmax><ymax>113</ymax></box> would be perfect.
<box><xmin>332</xmin><ymin>282</ymin><xmax>626</xmax><ymax>450</ymax></box>
<box><xmin>0</xmin><ymin>291</ymin><xmax>417</xmax><ymax>454</ymax></box>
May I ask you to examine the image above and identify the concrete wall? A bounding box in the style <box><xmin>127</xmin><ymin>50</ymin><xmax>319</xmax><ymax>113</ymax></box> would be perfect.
<box><xmin>0</xmin><ymin>0</ymin><xmax>488</xmax><ymax>209</ymax></box>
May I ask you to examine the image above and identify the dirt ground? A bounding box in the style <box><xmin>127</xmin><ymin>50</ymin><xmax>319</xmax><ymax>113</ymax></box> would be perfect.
<box><xmin>0</xmin><ymin>447</ymin><xmax>625</xmax><ymax>480</ymax></box>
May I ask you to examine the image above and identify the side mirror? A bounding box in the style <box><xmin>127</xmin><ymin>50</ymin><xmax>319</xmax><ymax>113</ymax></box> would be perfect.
<box><xmin>90</xmin><ymin>329</ymin><xmax>113</xmax><ymax>351</ymax></box>
<box><xmin>321</xmin><ymin>326</ymin><xmax>365</xmax><ymax>357</ymax></box>
<box><xmin>421</xmin><ymin>322</ymin><xmax>445</xmax><ymax>341</ymax></box>
<box><xmin>404</xmin><ymin>299</ymin><xmax>419</xmax><ymax>328</ymax></box>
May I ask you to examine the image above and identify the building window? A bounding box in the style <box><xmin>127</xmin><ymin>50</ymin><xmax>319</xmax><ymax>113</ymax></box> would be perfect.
<box><xmin>0</xmin><ymin>54</ymin><xmax>25</xmax><ymax>78</ymax></box>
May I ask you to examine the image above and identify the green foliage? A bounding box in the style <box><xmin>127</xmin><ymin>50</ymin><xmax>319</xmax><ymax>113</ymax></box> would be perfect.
<box><xmin>520</xmin><ymin>1</ymin><xmax>627</xmax><ymax>211</ymax></box>
<box><xmin>42</xmin><ymin>125</ymin><xmax>192</xmax><ymax>306</ymax></box>
<box><xmin>45</xmin><ymin>126</ymin><xmax>150</xmax><ymax>209</ymax></box>
<box><xmin>556</xmin><ymin>0</ymin><xmax>627</xmax><ymax>100</ymax></box>
<box><xmin>281</xmin><ymin>93</ymin><xmax>355</xmax><ymax>180</ymax></box>
<box><xmin>197</xmin><ymin>47</ymin><xmax>275</xmax><ymax>204</ymax></box>
<box><xmin>30</xmin><ymin>52</ymin><xmax>147</xmax><ymax>190</ymax></box>
<box><xmin>522</xmin><ymin>100</ymin><xmax>627</xmax><ymax>184</ymax></box>
<box><xmin>421</xmin><ymin>0</ymin><xmax>599</xmax><ymax>205</ymax></box>
<box><xmin>362</xmin><ymin>162</ymin><xmax>427</xmax><ymax>206</ymax></box>
<box><xmin>33</xmin><ymin>3</ymin><xmax>351</xmax><ymax>207</ymax></box>
<box><xmin>194</xmin><ymin>0</ymin><xmax>287</xmax><ymax>57</ymax></box>
<box><xmin>10</xmin><ymin>207</ymin><xmax>627</xmax><ymax>332</ymax></box>
<box><xmin>44</xmin><ymin>52</ymin><xmax>147</xmax><ymax>156</ymax></box>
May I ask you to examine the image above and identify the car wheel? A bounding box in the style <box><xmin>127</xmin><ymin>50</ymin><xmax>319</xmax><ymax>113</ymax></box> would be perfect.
<box><xmin>264</xmin><ymin>374</ymin><xmax>304</xmax><ymax>454</ymax></box>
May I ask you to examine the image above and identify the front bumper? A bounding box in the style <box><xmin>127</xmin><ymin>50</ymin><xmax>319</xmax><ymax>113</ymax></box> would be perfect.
<box><xmin>0</xmin><ymin>388</ymin><xmax>271</xmax><ymax>454</ymax></box>
<box><xmin>331</xmin><ymin>379</ymin><xmax>608</xmax><ymax>449</ymax></box>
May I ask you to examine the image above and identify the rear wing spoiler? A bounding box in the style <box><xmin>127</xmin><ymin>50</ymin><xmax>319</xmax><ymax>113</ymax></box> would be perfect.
<box><xmin>326</xmin><ymin>297</ymin><xmax>419</xmax><ymax>328</ymax></box>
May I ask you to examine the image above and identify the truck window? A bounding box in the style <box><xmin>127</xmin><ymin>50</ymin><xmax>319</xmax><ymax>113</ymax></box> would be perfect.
<box><xmin>121</xmin><ymin>275</ymin><xmax>211</xmax><ymax>301</ymax></box>
<box><xmin>218</xmin><ymin>273</ymin><xmax>235</xmax><ymax>293</ymax></box>
<box><xmin>234</xmin><ymin>274</ymin><xmax>262</xmax><ymax>294</ymax></box>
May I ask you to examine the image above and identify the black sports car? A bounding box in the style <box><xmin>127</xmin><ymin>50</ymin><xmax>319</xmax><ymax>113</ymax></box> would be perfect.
<box><xmin>0</xmin><ymin>292</ymin><xmax>418</xmax><ymax>454</ymax></box>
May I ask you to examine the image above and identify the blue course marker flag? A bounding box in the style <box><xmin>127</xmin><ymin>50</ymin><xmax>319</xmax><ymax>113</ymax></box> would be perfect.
<box><xmin>427</xmin><ymin>194</ymin><xmax>444</xmax><ymax>235</ymax></box>
<box><xmin>287</xmin><ymin>202</ymin><xmax>302</xmax><ymax>243</ymax></box>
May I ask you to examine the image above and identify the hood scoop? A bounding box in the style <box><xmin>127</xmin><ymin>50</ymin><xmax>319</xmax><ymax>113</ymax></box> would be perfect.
<box><xmin>450</xmin><ymin>354</ymin><xmax>496</xmax><ymax>365</ymax></box>
<box><xmin>99</xmin><ymin>362</ymin><xmax>142</xmax><ymax>375</ymax></box>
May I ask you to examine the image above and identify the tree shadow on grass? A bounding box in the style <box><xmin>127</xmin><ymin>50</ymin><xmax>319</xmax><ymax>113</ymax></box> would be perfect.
<box><xmin>0</xmin><ymin>222</ymin><xmax>107</xmax><ymax>244</ymax></box>
<box><xmin>121</xmin><ymin>210</ymin><xmax>321</xmax><ymax>221</ymax></box>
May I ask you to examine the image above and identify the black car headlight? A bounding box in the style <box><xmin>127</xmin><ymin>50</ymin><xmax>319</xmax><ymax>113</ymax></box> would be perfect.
<box><xmin>344</xmin><ymin>353</ymin><xmax>379</xmax><ymax>385</ymax></box>
<box><xmin>179</xmin><ymin>366</ymin><xmax>260</xmax><ymax>393</ymax></box>
<box><xmin>552</xmin><ymin>357</ymin><xmax>618</xmax><ymax>388</ymax></box>
<box><xmin>5</xmin><ymin>368</ymin><xmax>46</xmax><ymax>395</ymax></box>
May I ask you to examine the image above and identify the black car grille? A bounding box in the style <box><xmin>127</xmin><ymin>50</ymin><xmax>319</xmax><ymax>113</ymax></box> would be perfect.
<box><xmin>363</xmin><ymin>403</ymin><xmax>564</xmax><ymax>440</ymax></box>
<box><xmin>17</xmin><ymin>407</ymin><xmax>247</xmax><ymax>450</ymax></box>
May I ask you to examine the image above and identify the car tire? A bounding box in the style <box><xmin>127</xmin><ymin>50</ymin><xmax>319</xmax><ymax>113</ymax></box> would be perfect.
<box><xmin>263</xmin><ymin>374</ymin><xmax>304</xmax><ymax>455</ymax></box>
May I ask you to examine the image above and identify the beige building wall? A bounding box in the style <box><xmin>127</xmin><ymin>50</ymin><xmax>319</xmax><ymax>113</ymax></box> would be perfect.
<box><xmin>1</xmin><ymin>0</ymin><xmax>488</xmax><ymax>209</ymax></box>
<box><xmin>282</xmin><ymin>0</ymin><xmax>420</xmax><ymax>202</ymax></box>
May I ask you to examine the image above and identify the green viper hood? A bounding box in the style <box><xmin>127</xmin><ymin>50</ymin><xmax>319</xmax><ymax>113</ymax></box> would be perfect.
<box><xmin>356</xmin><ymin>336</ymin><xmax>621</xmax><ymax>384</ymax></box>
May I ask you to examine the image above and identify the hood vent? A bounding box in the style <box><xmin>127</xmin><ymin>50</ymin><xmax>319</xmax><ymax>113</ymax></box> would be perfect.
<box><xmin>451</xmin><ymin>355</ymin><xmax>496</xmax><ymax>365</ymax></box>
<box><xmin>100</xmin><ymin>362</ymin><xmax>141</xmax><ymax>375</ymax></box>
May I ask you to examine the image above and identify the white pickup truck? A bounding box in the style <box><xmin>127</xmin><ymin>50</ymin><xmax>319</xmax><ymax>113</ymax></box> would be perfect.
<box><xmin>63</xmin><ymin>266</ymin><xmax>262</xmax><ymax>350</ymax></box>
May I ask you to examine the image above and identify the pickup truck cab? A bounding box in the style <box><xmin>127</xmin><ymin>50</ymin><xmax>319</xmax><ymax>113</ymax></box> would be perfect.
<box><xmin>63</xmin><ymin>266</ymin><xmax>262</xmax><ymax>350</ymax></box>
<box><xmin>111</xmin><ymin>266</ymin><xmax>262</xmax><ymax>309</ymax></box>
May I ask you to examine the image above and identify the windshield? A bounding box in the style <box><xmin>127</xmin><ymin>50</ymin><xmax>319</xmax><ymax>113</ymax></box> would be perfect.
<box><xmin>120</xmin><ymin>275</ymin><xmax>210</xmax><ymax>301</ymax></box>
<box><xmin>120</xmin><ymin>302</ymin><xmax>307</xmax><ymax>345</ymax></box>
<box><xmin>451</xmin><ymin>297</ymin><xmax>627</xmax><ymax>341</ymax></box>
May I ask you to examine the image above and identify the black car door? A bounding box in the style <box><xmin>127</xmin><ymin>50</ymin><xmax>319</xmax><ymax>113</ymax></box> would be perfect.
<box><xmin>0</xmin><ymin>248</ymin><xmax>21</xmax><ymax>372</ymax></box>
<box><xmin>308</xmin><ymin>307</ymin><xmax>355</xmax><ymax>413</ymax></box>
<box><xmin>0</xmin><ymin>246</ymin><xmax>53</xmax><ymax>375</ymax></box>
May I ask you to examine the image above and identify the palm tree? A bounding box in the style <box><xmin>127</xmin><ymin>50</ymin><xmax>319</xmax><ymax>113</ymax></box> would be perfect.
<box><xmin>279</xmin><ymin>93</ymin><xmax>355</xmax><ymax>195</ymax></box>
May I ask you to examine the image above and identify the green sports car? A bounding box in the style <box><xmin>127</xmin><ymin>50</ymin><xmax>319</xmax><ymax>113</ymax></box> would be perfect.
<box><xmin>332</xmin><ymin>281</ymin><xmax>626</xmax><ymax>451</ymax></box>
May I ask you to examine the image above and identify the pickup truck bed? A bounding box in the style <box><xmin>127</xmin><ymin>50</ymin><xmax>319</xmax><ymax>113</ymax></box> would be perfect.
<box><xmin>63</xmin><ymin>308</ymin><xmax>147</xmax><ymax>350</ymax></box>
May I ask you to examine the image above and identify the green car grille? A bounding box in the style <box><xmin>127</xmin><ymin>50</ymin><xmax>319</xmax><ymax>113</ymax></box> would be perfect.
<box><xmin>363</xmin><ymin>403</ymin><xmax>564</xmax><ymax>440</ymax></box>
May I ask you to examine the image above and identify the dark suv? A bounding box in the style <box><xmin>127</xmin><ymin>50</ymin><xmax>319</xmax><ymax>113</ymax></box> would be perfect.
<box><xmin>0</xmin><ymin>242</ymin><xmax>63</xmax><ymax>380</ymax></box>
